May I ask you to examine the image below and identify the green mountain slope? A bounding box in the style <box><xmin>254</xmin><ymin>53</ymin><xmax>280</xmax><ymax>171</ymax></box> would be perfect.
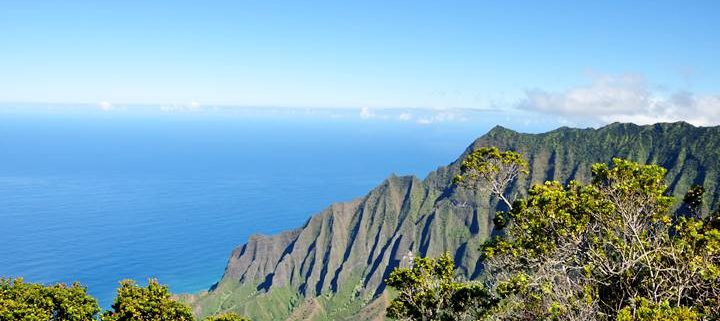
<box><xmin>184</xmin><ymin>122</ymin><xmax>720</xmax><ymax>321</ymax></box>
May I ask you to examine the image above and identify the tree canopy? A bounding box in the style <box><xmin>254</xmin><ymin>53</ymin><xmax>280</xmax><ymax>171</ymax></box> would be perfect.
<box><xmin>0</xmin><ymin>278</ymin><xmax>251</xmax><ymax>321</ymax></box>
<box><xmin>102</xmin><ymin>279</ymin><xmax>194</xmax><ymax>321</ymax></box>
<box><xmin>387</xmin><ymin>149</ymin><xmax>720</xmax><ymax>321</ymax></box>
<box><xmin>0</xmin><ymin>278</ymin><xmax>99</xmax><ymax>321</ymax></box>
<box><xmin>386</xmin><ymin>253</ymin><xmax>496</xmax><ymax>321</ymax></box>
<box><xmin>453</xmin><ymin>146</ymin><xmax>529</xmax><ymax>210</ymax></box>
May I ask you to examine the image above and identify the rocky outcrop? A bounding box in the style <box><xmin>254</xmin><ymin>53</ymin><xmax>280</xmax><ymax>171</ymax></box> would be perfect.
<box><xmin>190</xmin><ymin>122</ymin><xmax>720</xmax><ymax>320</ymax></box>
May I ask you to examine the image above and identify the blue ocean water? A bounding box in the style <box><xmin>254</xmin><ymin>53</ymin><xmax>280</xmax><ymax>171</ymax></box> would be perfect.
<box><xmin>0</xmin><ymin>106</ymin><xmax>553</xmax><ymax>307</ymax></box>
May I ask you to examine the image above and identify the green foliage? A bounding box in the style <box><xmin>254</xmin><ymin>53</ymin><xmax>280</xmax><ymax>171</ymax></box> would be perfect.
<box><xmin>482</xmin><ymin>157</ymin><xmax>720</xmax><ymax>320</ymax></box>
<box><xmin>455</xmin><ymin>147</ymin><xmax>529</xmax><ymax>181</ymax></box>
<box><xmin>0</xmin><ymin>277</ymin><xmax>254</xmax><ymax>321</ymax></box>
<box><xmin>482</xmin><ymin>180</ymin><xmax>606</xmax><ymax>260</ymax></box>
<box><xmin>616</xmin><ymin>297</ymin><xmax>699</xmax><ymax>321</ymax></box>
<box><xmin>454</xmin><ymin>146</ymin><xmax>529</xmax><ymax>209</ymax></box>
<box><xmin>102</xmin><ymin>279</ymin><xmax>194</xmax><ymax>321</ymax></box>
<box><xmin>387</xmin><ymin>149</ymin><xmax>720</xmax><ymax>321</ymax></box>
<box><xmin>0</xmin><ymin>278</ymin><xmax>100</xmax><ymax>321</ymax></box>
<box><xmin>385</xmin><ymin>253</ymin><xmax>496</xmax><ymax>321</ymax></box>
<box><xmin>203</xmin><ymin>312</ymin><xmax>251</xmax><ymax>321</ymax></box>
<box><xmin>591</xmin><ymin>158</ymin><xmax>674</xmax><ymax>221</ymax></box>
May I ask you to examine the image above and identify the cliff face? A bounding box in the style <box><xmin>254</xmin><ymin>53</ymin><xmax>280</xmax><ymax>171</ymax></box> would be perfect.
<box><xmin>188</xmin><ymin>122</ymin><xmax>720</xmax><ymax>321</ymax></box>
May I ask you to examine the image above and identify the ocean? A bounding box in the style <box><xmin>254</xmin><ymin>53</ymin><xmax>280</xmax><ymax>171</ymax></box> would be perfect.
<box><xmin>0</xmin><ymin>106</ymin><xmax>553</xmax><ymax>307</ymax></box>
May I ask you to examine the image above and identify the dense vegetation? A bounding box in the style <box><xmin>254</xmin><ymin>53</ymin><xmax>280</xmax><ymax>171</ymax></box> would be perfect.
<box><xmin>0</xmin><ymin>278</ymin><xmax>249</xmax><ymax>321</ymax></box>
<box><xmin>386</xmin><ymin>148</ymin><xmax>720</xmax><ymax>320</ymax></box>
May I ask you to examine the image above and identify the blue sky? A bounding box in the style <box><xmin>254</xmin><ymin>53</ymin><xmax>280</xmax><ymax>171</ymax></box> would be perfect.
<box><xmin>1</xmin><ymin>1</ymin><xmax>719</xmax><ymax>125</ymax></box>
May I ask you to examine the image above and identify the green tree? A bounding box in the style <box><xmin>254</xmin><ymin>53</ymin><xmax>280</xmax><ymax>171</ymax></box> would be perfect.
<box><xmin>453</xmin><ymin>146</ymin><xmax>528</xmax><ymax>210</ymax></box>
<box><xmin>387</xmin><ymin>148</ymin><xmax>720</xmax><ymax>321</ymax></box>
<box><xmin>385</xmin><ymin>253</ymin><xmax>496</xmax><ymax>321</ymax></box>
<box><xmin>102</xmin><ymin>279</ymin><xmax>194</xmax><ymax>321</ymax></box>
<box><xmin>616</xmin><ymin>298</ymin><xmax>699</xmax><ymax>321</ymax></box>
<box><xmin>203</xmin><ymin>312</ymin><xmax>251</xmax><ymax>321</ymax></box>
<box><xmin>0</xmin><ymin>278</ymin><xmax>100</xmax><ymax>321</ymax></box>
<box><xmin>483</xmin><ymin>158</ymin><xmax>719</xmax><ymax>320</ymax></box>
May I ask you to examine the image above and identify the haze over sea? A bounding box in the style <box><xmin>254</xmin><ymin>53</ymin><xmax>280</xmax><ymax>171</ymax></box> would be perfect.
<box><xmin>0</xmin><ymin>105</ymin><xmax>554</xmax><ymax>307</ymax></box>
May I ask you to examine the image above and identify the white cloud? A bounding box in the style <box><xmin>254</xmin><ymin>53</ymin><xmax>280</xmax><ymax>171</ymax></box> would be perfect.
<box><xmin>160</xmin><ymin>101</ymin><xmax>205</xmax><ymax>112</ymax></box>
<box><xmin>98</xmin><ymin>101</ymin><xmax>114</xmax><ymax>111</ymax></box>
<box><xmin>160</xmin><ymin>105</ymin><xmax>181</xmax><ymax>112</ymax></box>
<box><xmin>417</xmin><ymin>118</ymin><xmax>432</xmax><ymax>125</ymax></box>
<box><xmin>518</xmin><ymin>74</ymin><xmax>720</xmax><ymax>126</ymax></box>
<box><xmin>356</xmin><ymin>107</ymin><xmax>472</xmax><ymax>124</ymax></box>
<box><xmin>415</xmin><ymin>111</ymin><xmax>468</xmax><ymax>125</ymax></box>
<box><xmin>398</xmin><ymin>112</ymin><xmax>413</xmax><ymax>121</ymax></box>
<box><xmin>359</xmin><ymin>107</ymin><xmax>376</xmax><ymax>119</ymax></box>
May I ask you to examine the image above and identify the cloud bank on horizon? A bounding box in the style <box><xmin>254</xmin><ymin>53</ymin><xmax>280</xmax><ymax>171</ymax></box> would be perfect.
<box><xmin>518</xmin><ymin>74</ymin><xmax>720</xmax><ymax>126</ymax></box>
<box><xmin>4</xmin><ymin>73</ymin><xmax>719</xmax><ymax>128</ymax></box>
<box><xmin>95</xmin><ymin>72</ymin><xmax>719</xmax><ymax>127</ymax></box>
<box><xmin>356</xmin><ymin>106</ymin><xmax>471</xmax><ymax>125</ymax></box>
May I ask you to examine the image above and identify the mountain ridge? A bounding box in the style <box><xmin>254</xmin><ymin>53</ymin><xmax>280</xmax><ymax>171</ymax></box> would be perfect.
<box><xmin>185</xmin><ymin>121</ymin><xmax>720</xmax><ymax>321</ymax></box>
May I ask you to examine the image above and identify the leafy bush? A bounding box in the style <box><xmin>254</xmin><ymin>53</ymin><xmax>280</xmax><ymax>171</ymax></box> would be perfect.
<box><xmin>0</xmin><ymin>278</ymin><xmax>99</xmax><ymax>321</ymax></box>
<box><xmin>387</xmin><ymin>149</ymin><xmax>720</xmax><ymax>321</ymax></box>
<box><xmin>0</xmin><ymin>278</ymin><xmax>252</xmax><ymax>321</ymax></box>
